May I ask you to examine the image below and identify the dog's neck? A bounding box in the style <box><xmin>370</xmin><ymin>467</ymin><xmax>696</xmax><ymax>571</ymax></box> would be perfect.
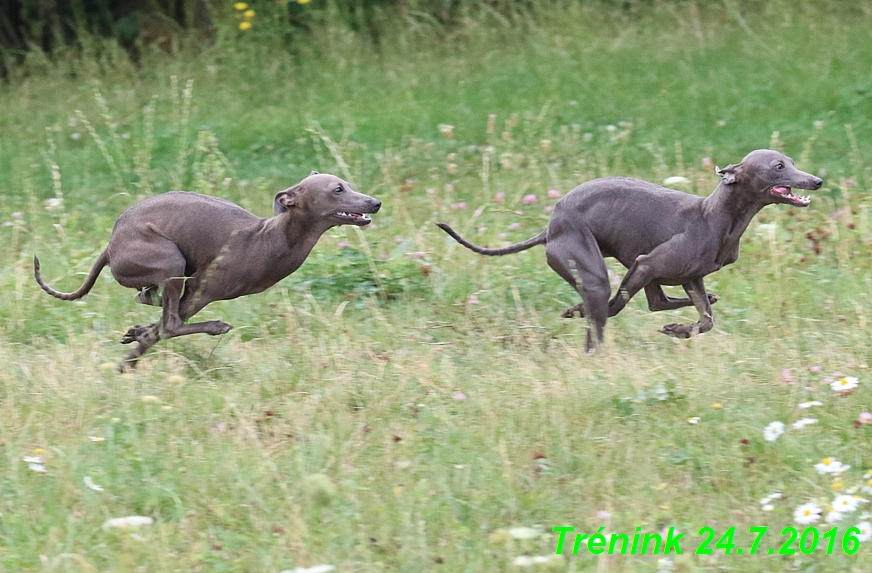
<box><xmin>702</xmin><ymin>182</ymin><xmax>767</xmax><ymax>264</ymax></box>
<box><xmin>703</xmin><ymin>182</ymin><xmax>766</xmax><ymax>232</ymax></box>
<box><xmin>261</xmin><ymin>210</ymin><xmax>330</xmax><ymax>275</ymax></box>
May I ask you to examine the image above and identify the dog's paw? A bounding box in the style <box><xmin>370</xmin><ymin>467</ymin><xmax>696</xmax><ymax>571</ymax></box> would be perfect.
<box><xmin>207</xmin><ymin>321</ymin><xmax>233</xmax><ymax>335</ymax></box>
<box><xmin>658</xmin><ymin>323</ymin><xmax>694</xmax><ymax>339</ymax></box>
<box><xmin>707</xmin><ymin>293</ymin><xmax>720</xmax><ymax>305</ymax></box>
<box><xmin>561</xmin><ymin>303</ymin><xmax>586</xmax><ymax>319</ymax></box>
<box><xmin>121</xmin><ymin>323</ymin><xmax>158</xmax><ymax>344</ymax></box>
<box><xmin>121</xmin><ymin>324</ymin><xmax>147</xmax><ymax>344</ymax></box>
<box><xmin>117</xmin><ymin>360</ymin><xmax>137</xmax><ymax>373</ymax></box>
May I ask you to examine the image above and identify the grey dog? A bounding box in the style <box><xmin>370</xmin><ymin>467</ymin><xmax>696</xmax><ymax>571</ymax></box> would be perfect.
<box><xmin>437</xmin><ymin>149</ymin><xmax>823</xmax><ymax>350</ymax></box>
<box><xmin>35</xmin><ymin>172</ymin><xmax>381</xmax><ymax>366</ymax></box>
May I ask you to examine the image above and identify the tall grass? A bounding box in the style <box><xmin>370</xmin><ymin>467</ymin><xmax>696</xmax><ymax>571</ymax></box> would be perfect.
<box><xmin>1</xmin><ymin>1</ymin><xmax>872</xmax><ymax>571</ymax></box>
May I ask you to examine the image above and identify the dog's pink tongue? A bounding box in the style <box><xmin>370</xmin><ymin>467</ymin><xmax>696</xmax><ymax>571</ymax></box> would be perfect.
<box><xmin>772</xmin><ymin>186</ymin><xmax>790</xmax><ymax>195</ymax></box>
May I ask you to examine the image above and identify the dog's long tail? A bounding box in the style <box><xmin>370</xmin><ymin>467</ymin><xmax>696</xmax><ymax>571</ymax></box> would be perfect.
<box><xmin>436</xmin><ymin>222</ymin><xmax>547</xmax><ymax>256</ymax></box>
<box><xmin>34</xmin><ymin>250</ymin><xmax>110</xmax><ymax>300</ymax></box>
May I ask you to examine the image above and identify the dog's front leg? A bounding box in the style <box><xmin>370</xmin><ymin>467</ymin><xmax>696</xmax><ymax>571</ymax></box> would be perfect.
<box><xmin>645</xmin><ymin>284</ymin><xmax>718</xmax><ymax>312</ymax></box>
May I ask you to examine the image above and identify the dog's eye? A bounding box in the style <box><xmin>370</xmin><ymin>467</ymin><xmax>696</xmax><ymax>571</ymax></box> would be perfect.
<box><xmin>333</xmin><ymin>186</ymin><xmax>343</xmax><ymax>193</ymax></box>
<box><xmin>775</xmin><ymin>163</ymin><xmax>784</xmax><ymax>171</ymax></box>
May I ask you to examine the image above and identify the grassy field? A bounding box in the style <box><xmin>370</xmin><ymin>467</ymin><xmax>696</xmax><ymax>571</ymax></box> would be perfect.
<box><xmin>2</xmin><ymin>1</ymin><xmax>872</xmax><ymax>571</ymax></box>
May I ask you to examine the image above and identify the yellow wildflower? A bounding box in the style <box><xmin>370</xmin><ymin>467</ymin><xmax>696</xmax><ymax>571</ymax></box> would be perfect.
<box><xmin>298</xmin><ymin>0</ymin><xmax>311</xmax><ymax>4</ymax></box>
<box><xmin>712</xmin><ymin>403</ymin><xmax>723</xmax><ymax>410</ymax></box>
<box><xmin>239</xmin><ymin>21</ymin><xmax>252</xmax><ymax>30</ymax></box>
<box><xmin>234</xmin><ymin>2</ymin><xmax>248</xmax><ymax>9</ymax></box>
<box><xmin>244</xmin><ymin>9</ymin><xmax>255</xmax><ymax>19</ymax></box>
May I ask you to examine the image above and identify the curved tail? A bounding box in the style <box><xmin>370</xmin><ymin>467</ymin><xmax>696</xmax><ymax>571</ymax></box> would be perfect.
<box><xmin>436</xmin><ymin>222</ymin><xmax>547</xmax><ymax>256</ymax></box>
<box><xmin>34</xmin><ymin>250</ymin><xmax>110</xmax><ymax>300</ymax></box>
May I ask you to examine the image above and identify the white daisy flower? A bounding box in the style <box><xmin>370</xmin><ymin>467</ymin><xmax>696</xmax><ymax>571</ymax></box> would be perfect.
<box><xmin>687</xmin><ymin>417</ymin><xmax>700</xmax><ymax>425</ymax></box>
<box><xmin>43</xmin><ymin>197</ymin><xmax>64</xmax><ymax>211</ymax></box>
<box><xmin>280</xmin><ymin>567</ymin><xmax>336</xmax><ymax>573</ymax></box>
<box><xmin>28</xmin><ymin>463</ymin><xmax>47</xmax><ymax>473</ymax></box>
<box><xmin>815</xmin><ymin>458</ymin><xmax>850</xmax><ymax>475</ymax></box>
<box><xmin>663</xmin><ymin>176</ymin><xmax>690</xmax><ymax>186</ymax></box>
<box><xmin>833</xmin><ymin>495</ymin><xmax>861</xmax><ymax>513</ymax></box>
<box><xmin>102</xmin><ymin>516</ymin><xmax>154</xmax><ymax>529</ymax></box>
<box><xmin>831</xmin><ymin>377</ymin><xmax>859</xmax><ymax>393</ymax></box>
<box><xmin>798</xmin><ymin>400</ymin><xmax>823</xmax><ymax>409</ymax></box>
<box><xmin>511</xmin><ymin>556</ymin><xmax>549</xmax><ymax>567</ymax></box>
<box><xmin>83</xmin><ymin>476</ymin><xmax>104</xmax><ymax>492</ymax></box>
<box><xmin>508</xmin><ymin>527</ymin><xmax>540</xmax><ymax>540</ymax></box>
<box><xmin>794</xmin><ymin>502</ymin><xmax>822</xmax><ymax>524</ymax></box>
<box><xmin>857</xmin><ymin>521</ymin><xmax>872</xmax><ymax>543</ymax></box>
<box><xmin>792</xmin><ymin>418</ymin><xmax>819</xmax><ymax>429</ymax></box>
<box><xmin>762</xmin><ymin>504</ymin><xmax>775</xmax><ymax>511</ymax></box>
<box><xmin>764</xmin><ymin>421</ymin><xmax>785</xmax><ymax>442</ymax></box>
<box><xmin>825</xmin><ymin>511</ymin><xmax>843</xmax><ymax>523</ymax></box>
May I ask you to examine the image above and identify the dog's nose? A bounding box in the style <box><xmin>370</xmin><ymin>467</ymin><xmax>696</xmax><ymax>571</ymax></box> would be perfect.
<box><xmin>371</xmin><ymin>200</ymin><xmax>382</xmax><ymax>213</ymax></box>
<box><xmin>812</xmin><ymin>177</ymin><xmax>823</xmax><ymax>189</ymax></box>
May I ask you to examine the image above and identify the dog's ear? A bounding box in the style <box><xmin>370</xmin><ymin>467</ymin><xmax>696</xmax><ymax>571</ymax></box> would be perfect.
<box><xmin>716</xmin><ymin>163</ymin><xmax>740</xmax><ymax>185</ymax></box>
<box><xmin>273</xmin><ymin>185</ymin><xmax>302</xmax><ymax>214</ymax></box>
<box><xmin>309</xmin><ymin>170</ymin><xmax>319</xmax><ymax>176</ymax></box>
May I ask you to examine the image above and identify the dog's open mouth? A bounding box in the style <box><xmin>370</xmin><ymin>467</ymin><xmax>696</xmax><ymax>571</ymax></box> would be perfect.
<box><xmin>769</xmin><ymin>186</ymin><xmax>811</xmax><ymax>207</ymax></box>
<box><xmin>333</xmin><ymin>211</ymin><xmax>372</xmax><ymax>225</ymax></box>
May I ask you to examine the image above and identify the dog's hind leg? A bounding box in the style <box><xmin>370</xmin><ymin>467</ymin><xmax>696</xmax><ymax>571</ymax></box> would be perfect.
<box><xmin>111</xmin><ymin>240</ymin><xmax>189</xmax><ymax>367</ymax></box>
<box><xmin>547</xmin><ymin>226</ymin><xmax>610</xmax><ymax>351</ymax></box>
<box><xmin>658</xmin><ymin>278</ymin><xmax>714</xmax><ymax>338</ymax></box>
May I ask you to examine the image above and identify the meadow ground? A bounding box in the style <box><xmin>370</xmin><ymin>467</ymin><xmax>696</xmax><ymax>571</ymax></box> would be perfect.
<box><xmin>1</xmin><ymin>1</ymin><xmax>872</xmax><ymax>571</ymax></box>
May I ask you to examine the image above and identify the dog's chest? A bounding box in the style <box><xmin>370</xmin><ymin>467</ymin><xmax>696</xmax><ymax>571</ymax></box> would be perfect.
<box><xmin>714</xmin><ymin>234</ymin><xmax>742</xmax><ymax>267</ymax></box>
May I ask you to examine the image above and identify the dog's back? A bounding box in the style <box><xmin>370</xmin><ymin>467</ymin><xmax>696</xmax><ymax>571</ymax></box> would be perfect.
<box><xmin>109</xmin><ymin>192</ymin><xmax>264</xmax><ymax>266</ymax></box>
<box><xmin>553</xmin><ymin>177</ymin><xmax>704</xmax><ymax>266</ymax></box>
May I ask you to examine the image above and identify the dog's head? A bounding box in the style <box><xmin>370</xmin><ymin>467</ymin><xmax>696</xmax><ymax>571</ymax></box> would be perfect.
<box><xmin>273</xmin><ymin>171</ymin><xmax>381</xmax><ymax>226</ymax></box>
<box><xmin>716</xmin><ymin>149</ymin><xmax>823</xmax><ymax>207</ymax></box>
